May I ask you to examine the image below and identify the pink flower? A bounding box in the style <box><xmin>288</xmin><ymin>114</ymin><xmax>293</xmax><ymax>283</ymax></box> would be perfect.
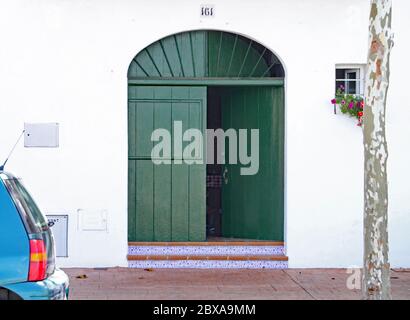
<box><xmin>331</xmin><ymin>99</ymin><xmax>337</xmax><ymax>104</ymax></box>
<box><xmin>340</xmin><ymin>85</ymin><xmax>345</xmax><ymax>90</ymax></box>
<box><xmin>341</xmin><ymin>100</ymin><xmax>346</xmax><ymax>105</ymax></box>
<box><xmin>348</xmin><ymin>102</ymin><xmax>354</xmax><ymax>109</ymax></box>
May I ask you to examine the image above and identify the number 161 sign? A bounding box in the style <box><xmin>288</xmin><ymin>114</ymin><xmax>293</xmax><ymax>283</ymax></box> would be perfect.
<box><xmin>201</xmin><ymin>5</ymin><xmax>215</xmax><ymax>17</ymax></box>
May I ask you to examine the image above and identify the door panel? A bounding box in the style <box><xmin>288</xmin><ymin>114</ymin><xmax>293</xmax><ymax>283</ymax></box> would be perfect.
<box><xmin>221</xmin><ymin>86</ymin><xmax>284</xmax><ymax>241</ymax></box>
<box><xmin>153</xmin><ymin>161</ymin><xmax>172</xmax><ymax>241</ymax></box>
<box><xmin>135</xmin><ymin>160</ymin><xmax>154</xmax><ymax>240</ymax></box>
<box><xmin>128</xmin><ymin>86</ymin><xmax>206</xmax><ymax>242</ymax></box>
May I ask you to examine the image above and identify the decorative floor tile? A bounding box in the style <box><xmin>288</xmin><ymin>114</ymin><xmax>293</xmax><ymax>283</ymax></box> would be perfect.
<box><xmin>128</xmin><ymin>260</ymin><xmax>288</xmax><ymax>269</ymax></box>
<box><xmin>128</xmin><ymin>245</ymin><xmax>285</xmax><ymax>256</ymax></box>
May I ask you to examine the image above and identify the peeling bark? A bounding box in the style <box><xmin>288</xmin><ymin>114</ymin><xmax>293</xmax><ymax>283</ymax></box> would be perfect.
<box><xmin>363</xmin><ymin>0</ymin><xmax>393</xmax><ymax>300</ymax></box>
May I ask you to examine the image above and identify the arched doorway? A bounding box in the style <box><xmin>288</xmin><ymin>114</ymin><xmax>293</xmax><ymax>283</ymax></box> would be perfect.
<box><xmin>127</xmin><ymin>30</ymin><xmax>285</xmax><ymax>242</ymax></box>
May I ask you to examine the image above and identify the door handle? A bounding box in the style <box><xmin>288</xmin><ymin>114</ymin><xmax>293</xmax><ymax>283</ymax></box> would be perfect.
<box><xmin>223</xmin><ymin>167</ymin><xmax>228</xmax><ymax>185</ymax></box>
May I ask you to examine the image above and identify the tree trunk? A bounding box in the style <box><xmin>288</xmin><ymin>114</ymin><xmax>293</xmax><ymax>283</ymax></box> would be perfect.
<box><xmin>363</xmin><ymin>0</ymin><xmax>394</xmax><ymax>300</ymax></box>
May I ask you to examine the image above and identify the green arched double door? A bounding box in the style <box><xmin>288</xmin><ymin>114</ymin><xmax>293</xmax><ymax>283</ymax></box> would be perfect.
<box><xmin>128</xmin><ymin>30</ymin><xmax>284</xmax><ymax>242</ymax></box>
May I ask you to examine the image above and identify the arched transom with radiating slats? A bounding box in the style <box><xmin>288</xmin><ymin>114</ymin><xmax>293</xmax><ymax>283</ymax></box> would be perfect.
<box><xmin>128</xmin><ymin>30</ymin><xmax>284</xmax><ymax>79</ymax></box>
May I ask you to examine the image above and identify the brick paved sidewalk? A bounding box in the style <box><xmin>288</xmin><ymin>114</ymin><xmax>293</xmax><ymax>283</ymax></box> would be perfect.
<box><xmin>63</xmin><ymin>268</ymin><xmax>410</xmax><ymax>300</ymax></box>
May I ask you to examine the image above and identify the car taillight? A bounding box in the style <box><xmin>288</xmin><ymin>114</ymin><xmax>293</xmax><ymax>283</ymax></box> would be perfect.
<box><xmin>28</xmin><ymin>239</ymin><xmax>47</xmax><ymax>281</ymax></box>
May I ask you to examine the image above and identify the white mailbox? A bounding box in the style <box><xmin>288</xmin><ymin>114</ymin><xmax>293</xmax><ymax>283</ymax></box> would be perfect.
<box><xmin>24</xmin><ymin>123</ymin><xmax>59</xmax><ymax>147</ymax></box>
<box><xmin>46</xmin><ymin>214</ymin><xmax>68</xmax><ymax>257</ymax></box>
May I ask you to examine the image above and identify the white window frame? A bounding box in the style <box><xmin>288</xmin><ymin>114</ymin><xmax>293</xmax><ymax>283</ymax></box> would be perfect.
<box><xmin>345</xmin><ymin>69</ymin><xmax>360</xmax><ymax>94</ymax></box>
<box><xmin>335</xmin><ymin>64</ymin><xmax>366</xmax><ymax>96</ymax></box>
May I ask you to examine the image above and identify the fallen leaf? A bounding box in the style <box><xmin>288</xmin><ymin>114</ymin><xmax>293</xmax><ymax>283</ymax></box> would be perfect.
<box><xmin>144</xmin><ymin>268</ymin><xmax>154</xmax><ymax>272</ymax></box>
<box><xmin>76</xmin><ymin>274</ymin><xmax>88</xmax><ymax>279</ymax></box>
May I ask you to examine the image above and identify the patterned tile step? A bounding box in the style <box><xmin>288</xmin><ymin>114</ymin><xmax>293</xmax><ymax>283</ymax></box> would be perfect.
<box><xmin>128</xmin><ymin>245</ymin><xmax>285</xmax><ymax>256</ymax></box>
<box><xmin>127</xmin><ymin>255</ymin><xmax>288</xmax><ymax>261</ymax></box>
<box><xmin>128</xmin><ymin>241</ymin><xmax>284</xmax><ymax>246</ymax></box>
<box><xmin>128</xmin><ymin>260</ymin><xmax>288</xmax><ymax>269</ymax></box>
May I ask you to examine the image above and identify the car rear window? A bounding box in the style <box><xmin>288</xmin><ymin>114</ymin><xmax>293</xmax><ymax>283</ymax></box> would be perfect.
<box><xmin>3</xmin><ymin>178</ymin><xmax>49</xmax><ymax>234</ymax></box>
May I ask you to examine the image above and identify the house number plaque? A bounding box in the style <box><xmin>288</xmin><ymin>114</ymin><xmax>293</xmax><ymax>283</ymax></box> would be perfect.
<box><xmin>201</xmin><ymin>5</ymin><xmax>215</xmax><ymax>17</ymax></box>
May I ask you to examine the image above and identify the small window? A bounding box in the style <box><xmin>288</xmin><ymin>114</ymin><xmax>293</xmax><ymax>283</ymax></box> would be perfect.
<box><xmin>335</xmin><ymin>65</ymin><xmax>365</xmax><ymax>96</ymax></box>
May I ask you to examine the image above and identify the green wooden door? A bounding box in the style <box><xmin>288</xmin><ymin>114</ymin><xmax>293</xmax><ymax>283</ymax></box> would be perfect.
<box><xmin>221</xmin><ymin>86</ymin><xmax>284</xmax><ymax>241</ymax></box>
<box><xmin>128</xmin><ymin>86</ymin><xmax>207</xmax><ymax>242</ymax></box>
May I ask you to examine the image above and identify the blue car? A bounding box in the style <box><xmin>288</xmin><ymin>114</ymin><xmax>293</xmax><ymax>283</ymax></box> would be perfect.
<box><xmin>0</xmin><ymin>171</ymin><xmax>69</xmax><ymax>300</ymax></box>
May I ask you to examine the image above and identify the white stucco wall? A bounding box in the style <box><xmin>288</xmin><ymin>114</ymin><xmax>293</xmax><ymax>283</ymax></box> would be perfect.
<box><xmin>0</xmin><ymin>0</ymin><xmax>408</xmax><ymax>268</ymax></box>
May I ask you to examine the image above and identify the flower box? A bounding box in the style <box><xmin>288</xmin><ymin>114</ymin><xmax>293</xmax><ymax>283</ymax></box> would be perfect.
<box><xmin>331</xmin><ymin>85</ymin><xmax>364</xmax><ymax>126</ymax></box>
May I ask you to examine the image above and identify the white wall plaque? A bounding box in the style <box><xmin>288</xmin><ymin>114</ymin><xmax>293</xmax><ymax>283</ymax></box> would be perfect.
<box><xmin>24</xmin><ymin>122</ymin><xmax>59</xmax><ymax>147</ymax></box>
<box><xmin>46</xmin><ymin>214</ymin><xmax>68</xmax><ymax>257</ymax></box>
<box><xmin>200</xmin><ymin>4</ymin><xmax>215</xmax><ymax>17</ymax></box>
<box><xmin>77</xmin><ymin>209</ymin><xmax>108</xmax><ymax>231</ymax></box>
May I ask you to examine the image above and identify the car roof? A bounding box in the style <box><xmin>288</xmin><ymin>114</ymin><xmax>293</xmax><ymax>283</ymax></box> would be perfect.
<box><xmin>0</xmin><ymin>171</ymin><xmax>18</xmax><ymax>180</ymax></box>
